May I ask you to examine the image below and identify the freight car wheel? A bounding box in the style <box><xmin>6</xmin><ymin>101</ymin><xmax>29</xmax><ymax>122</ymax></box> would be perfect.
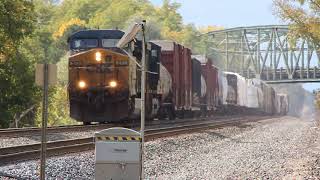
<box><xmin>157</xmin><ymin>104</ymin><xmax>175</xmax><ymax>120</ymax></box>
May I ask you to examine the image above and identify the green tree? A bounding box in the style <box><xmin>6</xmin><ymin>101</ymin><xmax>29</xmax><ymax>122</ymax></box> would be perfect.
<box><xmin>0</xmin><ymin>53</ymin><xmax>40</xmax><ymax>128</ymax></box>
<box><xmin>0</xmin><ymin>0</ymin><xmax>39</xmax><ymax>128</ymax></box>
<box><xmin>274</xmin><ymin>0</ymin><xmax>320</xmax><ymax>111</ymax></box>
<box><xmin>0</xmin><ymin>0</ymin><xmax>35</xmax><ymax>58</ymax></box>
<box><xmin>35</xmin><ymin>85</ymin><xmax>78</xmax><ymax>126</ymax></box>
<box><xmin>0</xmin><ymin>0</ymin><xmax>223</xmax><ymax>127</ymax></box>
<box><xmin>274</xmin><ymin>0</ymin><xmax>320</xmax><ymax>45</ymax></box>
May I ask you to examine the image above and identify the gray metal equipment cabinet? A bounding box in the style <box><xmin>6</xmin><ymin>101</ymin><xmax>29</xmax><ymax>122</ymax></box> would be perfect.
<box><xmin>95</xmin><ymin>127</ymin><xmax>141</xmax><ymax>180</ymax></box>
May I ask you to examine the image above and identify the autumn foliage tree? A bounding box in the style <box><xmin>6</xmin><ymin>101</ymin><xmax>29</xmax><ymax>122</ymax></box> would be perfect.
<box><xmin>274</xmin><ymin>0</ymin><xmax>320</xmax><ymax>45</ymax></box>
<box><xmin>0</xmin><ymin>0</ymin><xmax>35</xmax><ymax>58</ymax></box>
<box><xmin>0</xmin><ymin>0</ymin><xmax>221</xmax><ymax>127</ymax></box>
<box><xmin>274</xmin><ymin>0</ymin><xmax>320</xmax><ymax>111</ymax></box>
<box><xmin>0</xmin><ymin>0</ymin><xmax>39</xmax><ymax>128</ymax></box>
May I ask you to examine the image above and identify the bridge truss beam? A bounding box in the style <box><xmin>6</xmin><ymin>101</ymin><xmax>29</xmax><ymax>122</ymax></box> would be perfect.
<box><xmin>207</xmin><ymin>25</ymin><xmax>320</xmax><ymax>82</ymax></box>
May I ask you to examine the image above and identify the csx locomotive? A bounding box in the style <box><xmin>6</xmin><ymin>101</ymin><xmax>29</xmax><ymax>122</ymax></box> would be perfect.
<box><xmin>68</xmin><ymin>30</ymin><xmax>172</xmax><ymax>124</ymax></box>
<box><xmin>68</xmin><ymin>29</ymin><xmax>288</xmax><ymax>125</ymax></box>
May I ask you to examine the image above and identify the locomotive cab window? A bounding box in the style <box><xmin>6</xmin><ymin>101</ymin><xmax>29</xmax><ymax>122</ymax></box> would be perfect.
<box><xmin>73</xmin><ymin>39</ymin><xmax>98</xmax><ymax>49</ymax></box>
<box><xmin>102</xmin><ymin>39</ymin><xmax>120</xmax><ymax>48</ymax></box>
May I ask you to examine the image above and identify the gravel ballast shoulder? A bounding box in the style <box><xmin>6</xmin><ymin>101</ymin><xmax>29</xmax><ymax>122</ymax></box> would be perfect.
<box><xmin>0</xmin><ymin>131</ymin><xmax>96</xmax><ymax>148</ymax></box>
<box><xmin>1</xmin><ymin>116</ymin><xmax>320</xmax><ymax>179</ymax></box>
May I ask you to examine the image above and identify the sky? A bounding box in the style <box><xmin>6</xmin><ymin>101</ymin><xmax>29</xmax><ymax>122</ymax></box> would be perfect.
<box><xmin>150</xmin><ymin>0</ymin><xmax>320</xmax><ymax>92</ymax></box>
<box><xmin>151</xmin><ymin>0</ymin><xmax>282</xmax><ymax>27</ymax></box>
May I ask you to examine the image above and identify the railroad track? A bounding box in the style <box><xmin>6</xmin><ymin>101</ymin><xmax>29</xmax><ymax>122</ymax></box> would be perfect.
<box><xmin>0</xmin><ymin>115</ymin><xmax>276</xmax><ymax>166</ymax></box>
<box><xmin>0</xmin><ymin>124</ymin><xmax>119</xmax><ymax>137</ymax></box>
<box><xmin>0</xmin><ymin>114</ymin><xmax>252</xmax><ymax>137</ymax></box>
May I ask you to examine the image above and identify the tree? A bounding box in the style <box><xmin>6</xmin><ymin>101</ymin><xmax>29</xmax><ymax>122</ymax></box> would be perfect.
<box><xmin>274</xmin><ymin>0</ymin><xmax>320</xmax><ymax>45</ymax></box>
<box><xmin>0</xmin><ymin>53</ymin><xmax>40</xmax><ymax>128</ymax></box>
<box><xmin>0</xmin><ymin>0</ymin><xmax>224</xmax><ymax>127</ymax></box>
<box><xmin>0</xmin><ymin>0</ymin><xmax>35</xmax><ymax>59</ymax></box>
<box><xmin>0</xmin><ymin>0</ymin><xmax>39</xmax><ymax>128</ymax></box>
<box><xmin>35</xmin><ymin>85</ymin><xmax>78</xmax><ymax>127</ymax></box>
<box><xmin>274</xmin><ymin>0</ymin><xmax>320</xmax><ymax>111</ymax></box>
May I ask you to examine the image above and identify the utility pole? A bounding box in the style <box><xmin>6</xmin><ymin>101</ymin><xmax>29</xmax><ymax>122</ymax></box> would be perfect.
<box><xmin>40</xmin><ymin>63</ymin><xmax>49</xmax><ymax>180</ymax></box>
<box><xmin>116</xmin><ymin>20</ymin><xmax>147</xmax><ymax>179</ymax></box>
<box><xmin>140</xmin><ymin>19</ymin><xmax>146</xmax><ymax>180</ymax></box>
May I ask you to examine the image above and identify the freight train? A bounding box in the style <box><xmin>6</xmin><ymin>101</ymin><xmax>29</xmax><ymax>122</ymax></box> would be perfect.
<box><xmin>67</xmin><ymin>29</ymin><xmax>288</xmax><ymax>124</ymax></box>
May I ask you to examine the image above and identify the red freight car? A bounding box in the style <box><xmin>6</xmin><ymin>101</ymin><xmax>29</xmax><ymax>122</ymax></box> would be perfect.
<box><xmin>151</xmin><ymin>40</ymin><xmax>193</xmax><ymax>115</ymax></box>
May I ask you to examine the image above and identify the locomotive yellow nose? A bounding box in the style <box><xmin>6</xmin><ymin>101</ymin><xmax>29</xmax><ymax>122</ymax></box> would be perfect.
<box><xmin>95</xmin><ymin>51</ymin><xmax>102</xmax><ymax>62</ymax></box>
<box><xmin>109</xmin><ymin>81</ymin><xmax>117</xmax><ymax>88</ymax></box>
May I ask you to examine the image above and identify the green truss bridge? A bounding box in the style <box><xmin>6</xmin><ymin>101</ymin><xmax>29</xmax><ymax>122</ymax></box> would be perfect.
<box><xmin>207</xmin><ymin>25</ymin><xmax>320</xmax><ymax>84</ymax></box>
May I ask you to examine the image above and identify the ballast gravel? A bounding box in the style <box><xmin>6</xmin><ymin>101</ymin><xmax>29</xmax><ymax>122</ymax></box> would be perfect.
<box><xmin>1</xmin><ymin>116</ymin><xmax>320</xmax><ymax>179</ymax></box>
<box><xmin>0</xmin><ymin>131</ymin><xmax>96</xmax><ymax>148</ymax></box>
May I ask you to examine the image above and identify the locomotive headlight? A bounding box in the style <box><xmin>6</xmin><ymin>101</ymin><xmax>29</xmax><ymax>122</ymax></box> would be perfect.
<box><xmin>95</xmin><ymin>52</ymin><xmax>102</xmax><ymax>62</ymax></box>
<box><xmin>78</xmin><ymin>81</ymin><xmax>86</xmax><ymax>89</ymax></box>
<box><xmin>109</xmin><ymin>81</ymin><xmax>117</xmax><ymax>88</ymax></box>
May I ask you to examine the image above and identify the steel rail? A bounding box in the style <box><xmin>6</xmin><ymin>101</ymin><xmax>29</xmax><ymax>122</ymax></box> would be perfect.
<box><xmin>0</xmin><ymin>115</ymin><xmax>276</xmax><ymax>166</ymax></box>
<box><xmin>0</xmin><ymin>124</ymin><xmax>119</xmax><ymax>137</ymax></box>
<box><xmin>0</xmin><ymin>114</ymin><xmax>249</xmax><ymax>137</ymax></box>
